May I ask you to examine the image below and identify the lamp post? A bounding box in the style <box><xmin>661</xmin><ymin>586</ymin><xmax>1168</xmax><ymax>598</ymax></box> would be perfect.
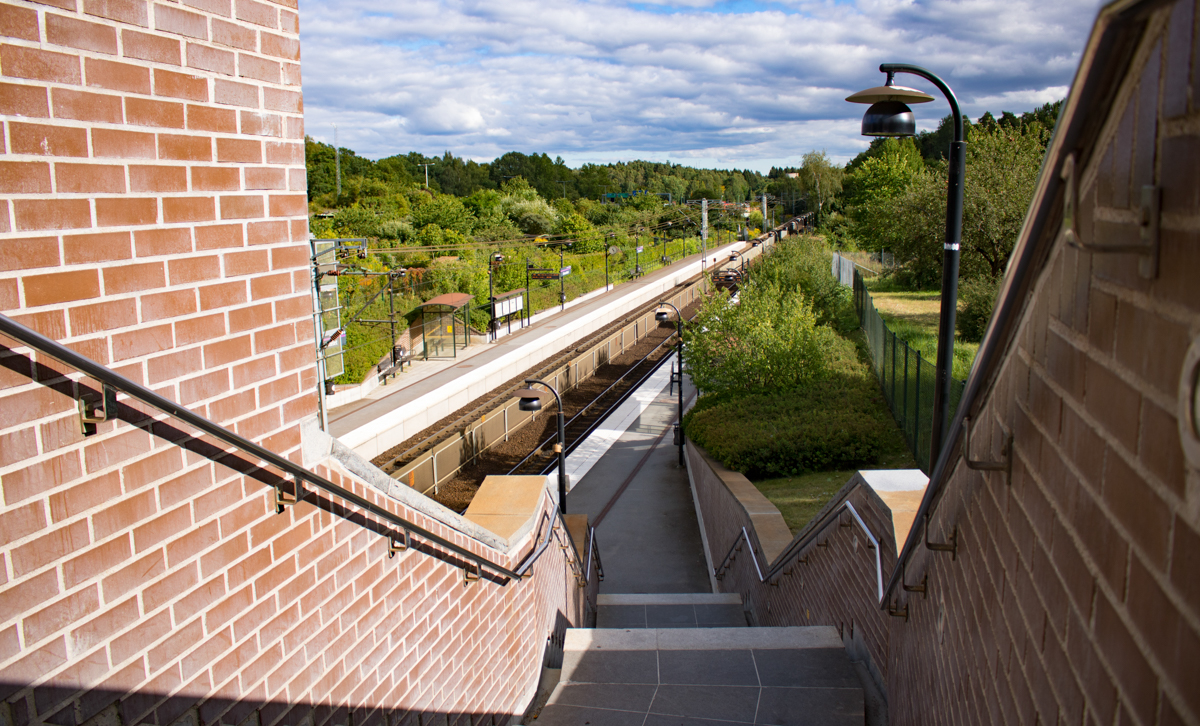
<box><xmin>655</xmin><ymin>303</ymin><xmax>685</xmax><ymax>466</ymax></box>
<box><xmin>729</xmin><ymin>251</ymin><xmax>744</xmax><ymax>276</ymax></box>
<box><xmin>517</xmin><ymin>380</ymin><xmax>567</xmax><ymax>513</ymax></box>
<box><xmin>556</xmin><ymin>242</ymin><xmax>572</xmax><ymax>311</ymax></box>
<box><xmin>847</xmin><ymin>62</ymin><xmax>964</xmax><ymax>463</ymax></box>
<box><xmin>488</xmin><ymin>253</ymin><xmax>503</xmax><ymax>342</ymax></box>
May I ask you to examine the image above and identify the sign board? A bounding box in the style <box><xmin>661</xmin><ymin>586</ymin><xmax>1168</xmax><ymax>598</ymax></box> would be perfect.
<box><xmin>530</xmin><ymin>271</ymin><xmax>560</xmax><ymax>280</ymax></box>
<box><xmin>560</xmin><ymin>266</ymin><xmax>571</xmax><ymax>277</ymax></box>
<box><xmin>636</xmin><ymin>246</ymin><xmax>643</xmax><ymax>253</ymax></box>
<box><xmin>493</xmin><ymin>294</ymin><xmax>523</xmax><ymax>318</ymax></box>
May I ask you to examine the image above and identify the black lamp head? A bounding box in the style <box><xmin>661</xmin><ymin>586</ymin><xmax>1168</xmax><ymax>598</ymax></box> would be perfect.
<box><xmin>846</xmin><ymin>75</ymin><xmax>933</xmax><ymax>138</ymax></box>
<box><xmin>655</xmin><ymin>310</ymin><xmax>669</xmax><ymax>322</ymax></box>
<box><xmin>515</xmin><ymin>388</ymin><xmax>543</xmax><ymax>412</ymax></box>
<box><xmin>861</xmin><ymin>101</ymin><xmax>917</xmax><ymax>137</ymax></box>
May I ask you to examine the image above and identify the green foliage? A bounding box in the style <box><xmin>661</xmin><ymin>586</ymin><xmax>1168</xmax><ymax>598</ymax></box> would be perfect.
<box><xmin>555</xmin><ymin>212</ymin><xmax>602</xmax><ymax>252</ymax></box>
<box><xmin>684</xmin><ymin>280</ymin><xmax>844</xmax><ymax>397</ymax></box>
<box><xmin>409</xmin><ymin>193</ymin><xmax>475</xmax><ymax>235</ymax></box>
<box><xmin>748</xmin><ymin>236</ymin><xmax>854</xmax><ymax>332</ymax></box>
<box><xmin>844</xmin><ymin>138</ymin><xmax>926</xmax><ymax>253</ymax></box>
<box><xmin>956</xmin><ymin>276</ymin><xmax>1000</xmax><ymax>342</ymax></box>
<box><xmin>684</xmin><ymin>347</ymin><xmax>895</xmax><ymax>478</ymax></box>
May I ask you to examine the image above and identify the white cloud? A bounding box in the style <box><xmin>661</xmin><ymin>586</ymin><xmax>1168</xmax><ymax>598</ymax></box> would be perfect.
<box><xmin>299</xmin><ymin>0</ymin><xmax>1100</xmax><ymax>169</ymax></box>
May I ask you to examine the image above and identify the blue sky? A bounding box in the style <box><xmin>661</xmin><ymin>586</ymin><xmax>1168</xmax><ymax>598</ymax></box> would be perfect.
<box><xmin>299</xmin><ymin>0</ymin><xmax>1101</xmax><ymax>171</ymax></box>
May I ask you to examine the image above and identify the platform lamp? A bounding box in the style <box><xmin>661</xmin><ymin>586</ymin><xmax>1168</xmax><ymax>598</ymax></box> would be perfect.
<box><xmin>516</xmin><ymin>379</ymin><xmax>567</xmax><ymax>514</ymax></box>
<box><xmin>655</xmin><ymin>302</ymin><xmax>685</xmax><ymax>465</ymax></box>
<box><xmin>729</xmin><ymin>250</ymin><xmax>743</xmax><ymax>275</ymax></box>
<box><xmin>488</xmin><ymin>253</ymin><xmax>503</xmax><ymax>342</ymax></box>
<box><xmin>847</xmin><ymin>63</ymin><xmax>964</xmax><ymax>463</ymax></box>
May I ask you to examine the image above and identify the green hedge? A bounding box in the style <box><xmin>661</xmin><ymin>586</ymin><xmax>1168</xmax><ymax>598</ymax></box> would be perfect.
<box><xmin>684</xmin><ymin>335</ymin><xmax>895</xmax><ymax>478</ymax></box>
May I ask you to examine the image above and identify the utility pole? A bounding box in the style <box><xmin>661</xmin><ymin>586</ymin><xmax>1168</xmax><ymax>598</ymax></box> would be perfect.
<box><xmin>556</xmin><ymin>180</ymin><xmax>568</xmax><ymax>199</ymax></box>
<box><xmin>418</xmin><ymin>163</ymin><xmax>433</xmax><ymax>189</ymax></box>
<box><xmin>701</xmin><ymin>199</ymin><xmax>708</xmax><ymax>271</ymax></box>
<box><xmin>761</xmin><ymin>195</ymin><xmax>767</xmax><ymax>231</ymax></box>
<box><xmin>334</xmin><ymin>125</ymin><xmax>341</xmax><ymax>197</ymax></box>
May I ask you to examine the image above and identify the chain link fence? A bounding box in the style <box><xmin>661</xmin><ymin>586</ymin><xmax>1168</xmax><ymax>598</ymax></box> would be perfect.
<box><xmin>837</xmin><ymin>261</ymin><xmax>964</xmax><ymax>473</ymax></box>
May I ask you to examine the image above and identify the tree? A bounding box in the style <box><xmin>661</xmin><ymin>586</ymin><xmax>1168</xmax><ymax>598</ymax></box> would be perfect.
<box><xmin>960</xmin><ymin>123</ymin><xmax>1049</xmax><ymax>279</ymax></box>
<box><xmin>844</xmin><ymin>138</ymin><xmax>926</xmax><ymax>253</ymax></box>
<box><xmin>795</xmin><ymin>151</ymin><xmax>843</xmax><ymax>225</ymax></box>
<box><xmin>554</xmin><ymin>213</ymin><xmax>602</xmax><ymax>252</ymax></box>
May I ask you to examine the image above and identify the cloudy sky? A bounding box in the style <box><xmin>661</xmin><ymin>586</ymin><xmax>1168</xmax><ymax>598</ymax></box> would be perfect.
<box><xmin>299</xmin><ymin>0</ymin><xmax>1102</xmax><ymax>171</ymax></box>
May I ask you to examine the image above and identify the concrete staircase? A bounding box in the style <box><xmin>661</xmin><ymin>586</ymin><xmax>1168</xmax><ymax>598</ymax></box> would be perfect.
<box><xmin>534</xmin><ymin>594</ymin><xmax>865</xmax><ymax>725</ymax></box>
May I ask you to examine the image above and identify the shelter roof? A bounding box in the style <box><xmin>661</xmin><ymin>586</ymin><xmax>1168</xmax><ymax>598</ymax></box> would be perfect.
<box><xmin>416</xmin><ymin>293</ymin><xmax>473</xmax><ymax>311</ymax></box>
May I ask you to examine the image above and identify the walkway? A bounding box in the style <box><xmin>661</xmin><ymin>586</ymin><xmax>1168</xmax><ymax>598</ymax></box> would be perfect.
<box><xmin>564</xmin><ymin>372</ymin><xmax>711</xmax><ymax>593</ymax></box>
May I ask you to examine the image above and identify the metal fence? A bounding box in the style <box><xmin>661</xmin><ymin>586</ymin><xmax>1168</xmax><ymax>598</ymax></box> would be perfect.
<box><xmin>850</xmin><ymin>269</ymin><xmax>964</xmax><ymax>473</ymax></box>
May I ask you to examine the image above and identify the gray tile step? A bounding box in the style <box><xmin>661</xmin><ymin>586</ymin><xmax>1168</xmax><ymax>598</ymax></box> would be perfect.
<box><xmin>597</xmin><ymin>593</ymin><xmax>745</xmax><ymax>629</ymax></box>
<box><xmin>564</xmin><ymin>626</ymin><xmax>843</xmax><ymax>652</ymax></box>
<box><xmin>598</xmin><ymin>594</ymin><xmax>743</xmax><ymax>606</ymax></box>
<box><xmin>541</xmin><ymin>626</ymin><xmax>863</xmax><ymax>726</ymax></box>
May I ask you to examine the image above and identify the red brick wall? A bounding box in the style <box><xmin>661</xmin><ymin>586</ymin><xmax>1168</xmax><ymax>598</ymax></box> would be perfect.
<box><xmin>693</xmin><ymin>3</ymin><xmax>1200</xmax><ymax>723</ymax></box>
<box><xmin>0</xmin><ymin>1</ymin><xmax>593</xmax><ymax>724</ymax></box>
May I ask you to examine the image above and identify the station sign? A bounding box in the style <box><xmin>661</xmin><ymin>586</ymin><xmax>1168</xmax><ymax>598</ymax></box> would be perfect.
<box><xmin>492</xmin><ymin>294</ymin><xmax>523</xmax><ymax>318</ymax></box>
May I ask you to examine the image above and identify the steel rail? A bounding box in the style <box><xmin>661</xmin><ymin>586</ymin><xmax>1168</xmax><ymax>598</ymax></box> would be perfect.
<box><xmin>0</xmin><ymin>312</ymin><xmax>524</xmax><ymax>583</ymax></box>
<box><xmin>506</xmin><ymin>330</ymin><xmax>678</xmax><ymax>476</ymax></box>
<box><xmin>715</xmin><ymin>500</ymin><xmax>883</xmax><ymax>604</ymax></box>
<box><xmin>538</xmin><ymin>349</ymin><xmax>676</xmax><ymax>475</ymax></box>
<box><xmin>377</xmin><ymin>297</ymin><xmax>693</xmax><ymax>475</ymax></box>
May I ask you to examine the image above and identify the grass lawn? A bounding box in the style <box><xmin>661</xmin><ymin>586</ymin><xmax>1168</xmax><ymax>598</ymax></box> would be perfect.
<box><xmin>865</xmin><ymin>286</ymin><xmax>980</xmax><ymax>381</ymax></box>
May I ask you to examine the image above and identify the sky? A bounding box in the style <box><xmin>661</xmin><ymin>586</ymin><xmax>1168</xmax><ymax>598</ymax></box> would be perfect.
<box><xmin>298</xmin><ymin>0</ymin><xmax>1103</xmax><ymax>171</ymax></box>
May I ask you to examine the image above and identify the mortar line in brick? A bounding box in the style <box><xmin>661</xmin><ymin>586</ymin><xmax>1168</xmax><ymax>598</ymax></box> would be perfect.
<box><xmin>1025</xmin><ymin>350</ymin><xmax>1179</xmax><ymax>516</ymax></box>
<box><xmin>1009</xmin><ymin>390</ymin><xmax>1191</xmax><ymax>721</ymax></box>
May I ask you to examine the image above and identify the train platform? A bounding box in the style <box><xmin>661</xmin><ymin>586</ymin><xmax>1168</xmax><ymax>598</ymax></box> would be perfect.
<box><xmin>328</xmin><ymin>239</ymin><xmax>748</xmax><ymax>460</ymax></box>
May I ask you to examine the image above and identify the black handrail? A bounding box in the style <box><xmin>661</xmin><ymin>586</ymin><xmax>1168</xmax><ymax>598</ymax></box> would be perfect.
<box><xmin>0</xmin><ymin>312</ymin><xmax>524</xmax><ymax>582</ymax></box>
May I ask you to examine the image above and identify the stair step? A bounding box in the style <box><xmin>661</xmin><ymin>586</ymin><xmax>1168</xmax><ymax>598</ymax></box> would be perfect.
<box><xmin>596</xmin><ymin>593</ymin><xmax>746</xmax><ymax>629</ymax></box>
<box><xmin>539</xmin><ymin>626</ymin><xmax>864</xmax><ymax>726</ymax></box>
<box><xmin>564</xmin><ymin>626</ymin><xmax>842</xmax><ymax>654</ymax></box>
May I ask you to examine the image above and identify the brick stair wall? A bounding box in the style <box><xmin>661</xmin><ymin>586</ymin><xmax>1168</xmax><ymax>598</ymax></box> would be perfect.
<box><xmin>0</xmin><ymin>2</ymin><xmax>591</xmax><ymax>725</ymax></box>
<box><xmin>689</xmin><ymin>1</ymin><xmax>1200</xmax><ymax>723</ymax></box>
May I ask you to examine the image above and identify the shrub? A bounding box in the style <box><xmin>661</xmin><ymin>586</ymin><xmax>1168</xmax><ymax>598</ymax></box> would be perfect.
<box><xmin>956</xmin><ymin>276</ymin><xmax>1000</xmax><ymax>342</ymax></box>
<box><xmin>684</xmin><ymin>369</ymin><xmax>894</xmax><ymax>478</ymax></box>
<box><xmin>683</xmin><ymin>282</ymin><xmax>841</xmax><ymax>397</ymax></box>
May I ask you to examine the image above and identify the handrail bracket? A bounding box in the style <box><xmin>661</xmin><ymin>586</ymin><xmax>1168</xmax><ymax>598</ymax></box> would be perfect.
<box><xmin>962</xmin><ymin>417</ymin><xmax>1013</xmax><ymax>485</ymax></box>
<box><xmin>924</xmin><ymin>515</ymin><xmax>958</xmax><ymax>560</ymax></box>
<box><xmin>388</xmin><ymin>530</ymin><xmax>411</xmax><ymax>558</ymax></box>
<box><xmin>274</xmin><ymin>477</ymin><xmax>304</xmax><ymax>513</ymax></box>
<box><xmin>78</xmin><ymin>384</ymin><xmax>117</xmax><ymax>436</ymax></box>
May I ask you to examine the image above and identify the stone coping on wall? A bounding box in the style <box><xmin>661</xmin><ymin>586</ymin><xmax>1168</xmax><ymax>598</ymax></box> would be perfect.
<box><xmin>464</xmin><ymin>475</ymin><xmax>554</xmax><ymax>546</ymax></box>
<box><xmin>690</xmin><ymin>444</ymin><xmax>927</xmax><ymax>568</ymax></box>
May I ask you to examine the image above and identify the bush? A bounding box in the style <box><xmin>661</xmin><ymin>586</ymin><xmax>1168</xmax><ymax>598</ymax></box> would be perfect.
<box><xmin>684</xmin><ymin>369</ymin><xmax>894</xmax><ymax>478</ymax></box>
<box><xmin>956</xmin><ymin>276</ymin><xmax>1000</xmax><ymax>342</ymax></box>
<box><xmin>683</xmin><ymin>282</ymin><xmax>841</xmax><ymax>396</ymax></box>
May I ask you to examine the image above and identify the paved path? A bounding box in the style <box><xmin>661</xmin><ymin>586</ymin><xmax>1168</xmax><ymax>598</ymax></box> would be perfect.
<box><xmin>564</xmin><ymin>371</ymin><xmax>712</xmax><ymax>594</ymax></box>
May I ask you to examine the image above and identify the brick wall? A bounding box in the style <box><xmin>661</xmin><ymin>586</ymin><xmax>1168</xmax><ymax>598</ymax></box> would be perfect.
<box><xmin>692</xmin><ymin>2</ymin><xmax>1200</xmax><ymax>724</ymax></box>
<box><xmin>0</xmin><ymin>1</ymin><xmax>592</xmax><ymax>724</ymax></box>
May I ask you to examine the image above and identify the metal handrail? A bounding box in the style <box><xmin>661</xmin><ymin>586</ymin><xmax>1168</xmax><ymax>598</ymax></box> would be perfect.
<box><xmin>715</xmin><ymin>499</ymin><xmax>884</xmax><ymax>604</ymax></box>
<box><xmin>0</xmin><ymin>312</ymin><xmax>525</xmax><ymax>583</ymax></box>
<box><xmin>507</xmin><ymin>330</ymin><xmax>678</xmax><ymax>475</ymax></box>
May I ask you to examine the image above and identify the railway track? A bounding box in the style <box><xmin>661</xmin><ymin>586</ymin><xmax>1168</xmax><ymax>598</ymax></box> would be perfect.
<box><xmin>371</xmin><ymin>285</ymin><xmax>700</xmax><ymax>476</ymax></box>
<box><xmin>415</xmin><ymin>314</ymin><xmax>693</xmax><ymax>512</ymax></box>
<box><xmin>506</xmin><ymin>331</ymin><xmax>677</xmax><ymax>477</ymax></box>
